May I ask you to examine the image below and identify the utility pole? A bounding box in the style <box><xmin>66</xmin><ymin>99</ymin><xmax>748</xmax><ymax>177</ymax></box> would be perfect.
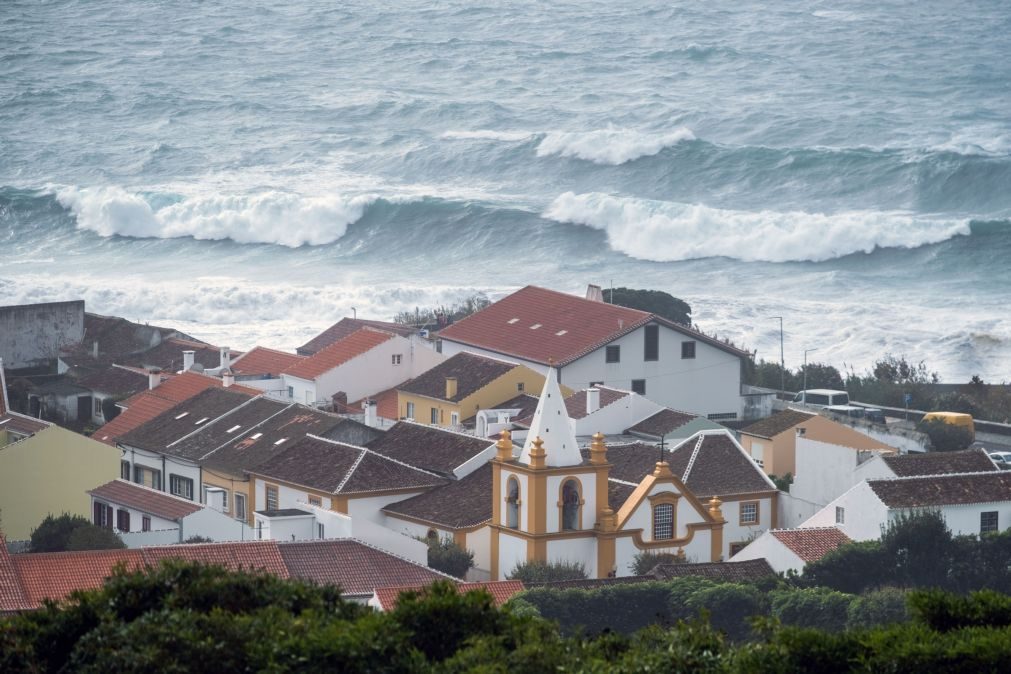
<box><xmin>772</xmin><ymin>316</ymin><xmax>784</xmax><ymax>396</ymax></box>
<box><xmin>803</xmin><ymin>348</ymin><xmax>818</xmax><ymax>403</ymax></box>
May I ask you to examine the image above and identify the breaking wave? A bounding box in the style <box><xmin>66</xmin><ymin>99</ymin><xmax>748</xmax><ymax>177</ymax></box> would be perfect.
<box><xmin>54</xmin><ymin>186</ymin><xmax>394</xmax><ymax>247</ymax></box>
<box><xmin>535</xmin><ymin>126</ymin><xmax>696</xmax><ymax>165</ymax></box>
<box><xmin>543</xmin><ymin>192</ymin><xmax>974</xmax><ymax>263</ymax></box>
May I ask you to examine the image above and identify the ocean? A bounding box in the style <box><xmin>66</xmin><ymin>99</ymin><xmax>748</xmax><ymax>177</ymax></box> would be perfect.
<box><xmin>2</xmin><ymin>0</ymin><xmax>1010</xmax><ymax>381</ymax></box>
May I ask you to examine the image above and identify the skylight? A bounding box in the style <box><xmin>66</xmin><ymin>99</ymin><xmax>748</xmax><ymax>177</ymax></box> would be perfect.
<box><xmin>530</xmin><ymin>323</ymin><xmax>542</xmax><ymax>330</ymax></box>
<box><xmin>555</xmin><ymin>329</ymin><xmax>568</xmax><ymax>336</ymax></box>
<box><xmin>251</xmin><ymin>433</ymin><xmax>263</xmax><ymax>440</ymax></box>
<box><xmin>507</xmin><ymin>318</ymin><xmax>519</xmax><ymax>324</ymax></box>
<box><xmin>274</xmin><ymin>438</ymin><xmax>287</xmax><ymax>445</ymax></box>
<box><xmin>226</xmin><ymin>424</ymin><xmax>241</xmax><ymax>433</ymax></box>
<box><xmin>174</xmin><ymin>412</ymin><xmax>189</xmax><ymax>420</ymax></box>
<box><xmin>194</xmin><ymin>417</ymin><xmax>209</xmax><ymax>425</ymax></box>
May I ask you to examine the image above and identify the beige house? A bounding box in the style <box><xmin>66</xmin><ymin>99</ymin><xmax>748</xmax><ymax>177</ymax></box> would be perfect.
<box><xmin>0</xmin><ymin>367</ymin><xmax>120</xmax><ymax>540</ymax></box>
<box><xmin>738</xmin><ymin>410</ymin><xmax>895</xmax><ymax>477</ymax></box>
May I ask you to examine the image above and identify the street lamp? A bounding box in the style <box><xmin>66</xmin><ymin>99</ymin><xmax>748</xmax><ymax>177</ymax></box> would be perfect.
<box><xmin>802</xmin><ymin>348</ymin><xmax>819</xmax><ymax>403</ymax></box>
<box><xmin>772</xmin><ymin>317</ymin><xmax>785</xmax><ymax>396</ymax></box>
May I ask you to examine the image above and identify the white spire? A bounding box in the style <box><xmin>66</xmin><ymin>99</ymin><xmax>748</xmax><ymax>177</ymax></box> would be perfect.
<box><xmin>519</xmin><ymin>367</ymin><xmax>581</xmax><ymax>467</ymax></box>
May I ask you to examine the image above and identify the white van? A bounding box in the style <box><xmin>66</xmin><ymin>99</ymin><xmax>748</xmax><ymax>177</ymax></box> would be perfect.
<box><xmin>792</xmin><ymin>389</ymin><xmax>850</xmax><ymax>407</ymax></box>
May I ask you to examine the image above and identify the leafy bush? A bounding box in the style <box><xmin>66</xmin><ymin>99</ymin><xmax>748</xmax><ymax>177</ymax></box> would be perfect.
<box><xmin>607</xmin><ymin>287</ymin><xmax>691</xmax><ymax>326</ymax></box>
<box><xmin>909</xmin><ymin>589</ymin><xmax>1011</xmax><ymax>632</ymax></box>
<box><xmin>508</xmin><ymin>559</ymin><xmax>587</xmax><ymax>584</ymax></box>
<box><xmin>684</xmin><ymin>583</ymin><xmax>765</xmax><ymax>642</ymax></box>
<box><xmin>426</xmin><ymin>536</ymin><xmax>474</xmax><ymax>578</ymax></box>
<box><xmin>771</xmin><ymin>587</ymin><xmax>853</xmax><ymax>632</ymax></box>
<box><xmin>801</xmin><ymin>540</ymin><xmax>890</xmax><ymax>594</ymax></box>
<box><xmin>918</xmin><ymin>419</ymin><xmax>974</xmax><ymax>452</ymax></box>
<box><xmin>181</xmin><ymin>535</ymin><xmax>214</xmax><ymax>544</ymax></box>
<box><xmin>847</xmin><ymin>587</ymin><xmax>909</xmax><ymax>629</ymax></box>
<box><xmin>65</xmin><ymin>525</ymin><xmax>125</xmax><ymax>551</ymax></box>
<box><xmin>30</xmin><ymin>513</ymin><xmax>96</xmax><ymax>552</ymax></box>
<box><xmin>632</xmin><ymin>550</ymin><xmax>684</xmax><ymax>576</ymax></box>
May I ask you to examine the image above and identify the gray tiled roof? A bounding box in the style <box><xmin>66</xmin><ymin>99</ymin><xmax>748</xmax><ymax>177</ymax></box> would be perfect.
<box><xmin>869</xmin><ymin>471</ymin><xmax>1011</xmax><ymax>508</ymax></box>
<box><xmin>366</xmin><ymin>421</ymin><xmax>493</xmax><ymax>477</ymax></box>
<box><xmin>739</xmin><ymin>410</ymin><xmax>816</xmax><ymax>439</ymax></box>
<box><xmin>398</xmin><ymin>352</ymin><xmax>517</xmax><ymax>403</ymax></box>
<box><xmin>881</xmin><ymin>448</ymin><xmax>997</xmax><ymax>477</ymax></box>
<box><xmin>383</xmin><ymin>464</ymin><xmax>492</xmax><ymax>529</ymax></box>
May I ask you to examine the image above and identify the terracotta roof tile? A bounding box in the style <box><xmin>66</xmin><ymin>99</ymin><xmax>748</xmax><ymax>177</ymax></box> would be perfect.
<box><xmin>383</xmin><ymin>463</ymin><xmax>492</xmax><ymax>528</ymax></box>
<box><xmin>739</xmin><ymin>410</ymin><xmax>817</xmax><ymax>439</ymax></box>
<box><xmin>438</xmin><ymin>285</ymin><xmax>749</xmax><ymax>366</ymax></box>
<box><xmin>881</xmin><ymin>448</ymin><xmax>998</xmax><ymax>477</ymax></box>
<box><xmin>140</xmin><ymin>541</ymin><xmax>289</xmax><ymax>577</ymax></box>
<box><xmin>11</xmin><ymin>549</ymin><xmax>145</xmax><ymax>607</ymax></box>
<box><xmin>625</xmin><ymin>408</ymin><xmax>699</xmax><ymax>437</ymax></box>
<box><xmin>117</xmin><ymin>388</ymin><xmax>257</xmax><ymax>452</ymax></box>
<box><xmin>373</xmin><ymin>580</ymin><xmax>524</xmax><ymax>610</ymax></box>
<box><xmin>278</xmin><ymin>539</ymin><xmax>447</xmax><ymax>597</ymax></box>
<box><xmin>0</xmin><ymin>536</ymin><xmax>32</xmax><ymax>612</ymax></box>
<box><xmin>366</xmin><ymin>422</ymin><xmax>494</xmax><ymax>476</ymax></box>
<box><xmin>230</xmin><ymin>346</ymin><xmax>305</xmax><ymax>377</ymax></box>
<box><xmin>868</xmin><ymin>471</ymin><xmax>1011</xmax><ymax>508</ymax></box>
<box><xmin>284</xmin><ymin>328</ymin><xmax>395</xmax><ymax>381</ymax></box>
<box><xmin>0</xmin><ymin>412</ymin><xmax>50</xmax><ymax>435</ymax></box>
<box><xmin>399</xmin><ymin>353</ymin><xmax>517</xmax><ymax>403</ymax></box>
<box><xmin>648</xmin><ymin>558</ymin><xmax>776</xmax><ymax>581</ymax></box>
<box><xmin>770</xmin><ymin>527</ymin><xmax>852</xmax><ymax>562</ymax></box>
<box><xmin>297</xmin><ymin>318</ymin><xmax>416</xmax><ymax>356</ymax></box>
<box><xmin>89</xmin><ymin>479</ymin><xmax>203</xmax><ymax>520</ymax></box>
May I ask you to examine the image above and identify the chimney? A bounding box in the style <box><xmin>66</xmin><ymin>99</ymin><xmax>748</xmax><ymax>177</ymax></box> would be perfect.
<box><xmin>92</xmin><ymin>340</ymin><xmax>99</xmax><ymax>359</ymax></box>
<box><xmin>219</xmin><ymin>346</ymin><xmax>231</xmax><ymax>370</ymax></box>
<box><xmin>586</xmin><ymin>387</ymin><xmax>600</xmax><ymax>415</ymax></box>
<box><xmin>221</xmin><ymin>368</ymin><xmax>234</xmax><ymax>388</ymax></box>
<box><xmin>148</xmin><ymin>368</ymin><xmax>162</xmax><ymax>390</ymax></box>
<box><xmin>182</xmin><ymin>350</ymin><xmax>195</xmax><ymax>372</ymax></box>
<box><xmin>585</xmin><ymin>284</ymin><xmax>604</xmax><ymax>302</ymax></box>
<box><xmin>363</xmin><ymin>399</ymin><xmax>377</xmax><ymax>427</ymax></box>
<box><xmin>445</xmin><ymin>377</ymin><xmax>458</xmax><ymax>400</ymax></box>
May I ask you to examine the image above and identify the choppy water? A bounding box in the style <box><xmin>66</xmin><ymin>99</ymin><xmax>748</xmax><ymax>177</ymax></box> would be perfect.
<box><xmin>2</xmin><ymin>0</ymin><xmax>1010</xmax><ymax>380</ymax></box>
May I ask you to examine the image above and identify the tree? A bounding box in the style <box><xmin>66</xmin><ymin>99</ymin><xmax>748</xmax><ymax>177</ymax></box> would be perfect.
<box><xmin>65</xmin><ymin>525</ymin><xmax>126</xmax><ymax>551</ymax></box>
<box><xmin>508</xmin><ymin>560</ymin><xmax>588</xmax><ymax>584</ymax></box>
<box><xmin>29</xmin><ymin>513</ymin><xmax>92</xmax><ymax>552</ymax></box>
<box><xmin>182</xmin><ymin>535</ymin><xmax>214</xmax><ymax>544</ymax></box>
<box><xmin>880</xmin><ymin>510</ymin><xmax>956</xmax><ymax>589</ymax></box>
<box><xmin>632</xmin><ymin>551</ymin><xmax>685</xmax><ymax>576</ymax></box>
<box><xmin>770</xmin><ymin>473</ymin><xmax>793</xmax><ymax>492</ymax></box>
<box><xmin>801</xmin><ymin>540</ymin><xmax>890</xmax><ymax>594</ymax></box>
<box><xmin>606</xmin><ymin>288</ymin><xmax>692</xmax><ymax>326</ymax></box>
<box><xmin>426</xmin><ymin>536</ymin><xmax>474</xmax><ymax>578</ymax></box>
<box><xmin>918</xmin><ymin>419</ymin><xmax>974</xmax><ymax>452</ymax></box>
<box><xmin>798</xmin><ymin>362</ymin><xmax>845</xmax><ymax>391</ymax></box>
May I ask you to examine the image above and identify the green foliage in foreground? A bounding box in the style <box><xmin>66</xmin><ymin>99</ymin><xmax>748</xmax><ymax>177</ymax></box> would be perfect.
<box><xmin>5</xmin><ymin>561</ymin><xmax>1011</xmax><ymax>672</ymax></box>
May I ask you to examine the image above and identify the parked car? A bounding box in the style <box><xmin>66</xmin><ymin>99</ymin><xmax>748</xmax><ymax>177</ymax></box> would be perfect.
<box><xmin>989</xmin><ymin>451</ymin><xmax>1011</xmax><ymax>467</ymax></box>
<box><xmin>863</xmin><ymin>408</ymin><xmax>886</xmax><ymax>423</ymax></box>
<box><xmin>792</xmin><ymin>389</ymin><xmax>850</xmax><ymax>407</ymax></box>
<box><xmin>825</xmin><ymin>405</ymin><xmax>865</xmax><ymax>418</ymax></box>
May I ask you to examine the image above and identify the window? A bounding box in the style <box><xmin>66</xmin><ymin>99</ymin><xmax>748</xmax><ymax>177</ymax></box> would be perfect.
<box><xmin>287</xmin><ymin>386</ymin><xmax>294</xmax><ymax>399</ymax></box>
<box><xmin>406</xmin><ymin>402</ymin><xmax>415</xmax><ymax>420</ymax></box>
<box><xmin>257</xmin><ymin>521</ymin><xmax>263</xmax><ymax>540</ymax></box>
<box><xmin>116</xmin><ymin>509</ymin><xmax>130</xmax><ymax>532</ymax></box>
<box><xmin>681</xmin><ymin>341</ymin><xmax>696</xmax><ymax>359</ymax></box>
<box><xmin>222</xmin><ymin>490</ymin><xmax>230</xmax><ymax>513</ymax></box>
<box><xmin>142</xmin><ymin>516</ymin><xmax>151</xmax><ymax>532</ymax></box>
<box><xmin>93</xmin><ymin>502</ymin><xmax>111</xmax><ymax>528</ymax></box>
<box><xmin>631</xmin><ymin>379</ymin><xmax>646</xmax><ymax>395</ymax></box>
<box><xmin>589</xmin><ymin>381</ymin><xmax>604</xmax><ymax>388</ymax></box>
<box><xmin>392</xmin><ymin>354</ymin><xmax>402</xmax><ymax>365</ymax></box>
<box><xmin>308</xmin><ymin>494</ymin><xmax>322</xmax><ymax>507</ymax></box>
<box><xmin>740</xmin><ymin>501</ymin><xmax>759</xmax><ymax>525</ymax></box>
<box><xmin>653</xmin><ymin>503</ymin><xmax>674</xmax><ymax>540</ymax></box>
<box><xmin>265</xmin><ymin>485</ymin><xmax>279</xmax><ymax>511</ymax></box>
<box><xmin>835</xmin><ymin>506</ymin><xmax>845</xmax><ymax>524</ymax></box>
<box><xmin>517</xmin><ymin>382</ymin><xmax>525</xmax><ymax>392</ymax></box>
<box><xmin>317</xmin><ymin>523</ymin><xmax>325</xmax><ymax>539</ymax></box>
<box><xmin>134</xmin><ymin>465</ymin><xmax>161</xmax><ymax>490</ymax></box>
<box><xmin>751</xmin><ymin>442</ymin><xmax>764</xmax><ymax>468</ymax></box>
<box><xmin>234</xmin><ymin>493</ymin><xmax>246</xmax><ymax>520</ymax></box>
<box><xmin>981</xmin><ymin>511</ymin><xmax>999</xmax><ymax>534</ymax></box>
<box><xmin>561</xmin><ymin>479</ymin><xmax>581</xmax><ymax>530</ymax></box>
<box><xmin>644</xmin><ymin>325</ymin><xmax>659</xmax><ymax>361</ymax></box>
<box><xmin>506</xmin><ymin>477</ymin><xmax>521</xmax><ymax>529</ymax></box>
<box><xmin>94</xmin><ymin>397</ymin><xmax>102</xmax><ymax>416</ymax></box>
<box><xmin>170</xmin><ymin>475</ymin><xmax>194</xmax><ymax>500</ymax></box>
<box><xmin>707</xmin><ymin>412</ymin><xmax>738</xmax><ymax>421</ymax></box>
<box><xmin>605</xmin><ymin>345</ymin><xmax>621</xmax><ymax>363</ymax></box>
<box><xmin>729</xmin><ymin>542</ymin><xmax>749</xmax><ymax>557</ymax></box>
<box><xmin>450</xmin><ymin>412</ymin><xmax>459</xmax><ymax>426</ymax></box>
<box><xmin>120</xmin><ymin>460</ymin><xmax>130</xmax><ymax>480</ymax></box>
<box><xmin>431</xmin><ymin>407</ymin><xmax>439</xmax><ymax>424</ymax></box>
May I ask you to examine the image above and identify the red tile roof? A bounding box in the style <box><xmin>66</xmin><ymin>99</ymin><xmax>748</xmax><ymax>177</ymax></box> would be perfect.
<box><xmin>438</xmin><ymin>285</ymin><xmax>749</xmax><ymax>366</ymax></box>
<box><xmin>283</xmin><ymin>328</ymin><xmax>395</xmax><ymax>381</ymax></box>
<box><xmin>94</xmin><ymin>371</ymin><xmax>259</xmax><ymax>445</ymax></box>
<box><xmin>297</xmin><ymin>318</ymin><xmax>416</xmax><ymax>356</ymax></box>
<box><xmin>141</xmin><ymin>541</ymin><xmax>289</xmax><ymax>578</ymax></box>
<box><xmin>89</xmin><ymin>480</ymin><xmax>204</xmax><ymax>521</ymax></box>
<box><xmin>372</xmin><ymin>580</ymin><xmax>524</xmax><ymax>611</ymax></box>
<box><xmin>356</xmin><ymin>386</ymin><xmax>400</xmax><ymax>420</ymax></box>
<box><xmin>11</xmin><ymin>549</ymin><xmax>145</xmax><ymax>607</ymax></box>
<box><xmin>0</xmin><ymin>535</ymin><xmax>32</xmax><ymax>613</ymax></box>
<box><xmin>770</xmin><ymin>527</ymin><xmax>852</xmax><ymax>562</ymax></box>
<box><xmin>276</xmin><ymin>539</ymin><xmax>449</xmax><ymax>597</ymax></box>
<box><xmin>230</xmin><ymin>346</ymin><xmax>305</xmax><ymax>377</ymax></box>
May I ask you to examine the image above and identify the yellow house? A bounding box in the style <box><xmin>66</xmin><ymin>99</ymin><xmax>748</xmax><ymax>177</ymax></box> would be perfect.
<box><xmin>739</xmin><ymin>410</ymin><xmax>895</xmax><ymax>477</ymax></box>
<box><xmin>0</xmin><ymin>386</ymin><xmax>120</xmax><ymax>540</ymax></box>
<box><xmin>397</xmin><ymin>352</ymin><xmax>566</xmax><ymax>429</ymax></box>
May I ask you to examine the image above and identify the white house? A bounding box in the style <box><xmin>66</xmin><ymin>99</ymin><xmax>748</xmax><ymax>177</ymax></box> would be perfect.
<box><xmin>89</xmin><ymin>479</ymin><xmax>252</xmax><ymax>546</ymax></box>
<box><xmin>801</xmin><ymin>471</ymin><xmax>1011</xmax><ymax>541</ymax></box>
<box><xmin>280</xmin><ymin>327</ymin><xmax>443</xmax><ymax>408</ymax></box>
<box><xmin>729</xmin><ymin>527</ymin><xmax>852</xmax><ymax>575</ymax></box>
<box><xmin>437</xmin><ymin>285</ymin><xmax>751</xmax><ymax>420</ymax></box>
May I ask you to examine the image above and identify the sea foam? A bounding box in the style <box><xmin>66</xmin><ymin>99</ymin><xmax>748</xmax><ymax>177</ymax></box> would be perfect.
<box><xmin>536</xmin><ymin>126</ymin><xmax>695</xmax><ymax>165</ymax></box>
<box><xmin>543</xmin><ymin>192</ymin><xmax>972</xmax><ymax>263</ymax></box>
<box><xmin>55</xmin><ymin>186</ymin><xmax>384</xmax><ymax>247</ymax></box>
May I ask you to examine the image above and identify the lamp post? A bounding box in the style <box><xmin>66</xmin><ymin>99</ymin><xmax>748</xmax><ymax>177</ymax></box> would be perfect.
<box><xmin>802</xmin><ymin>348</ymin><xmax>819</xmax><ymax>403</ymax></box>
<box><xmin>772</xmin><ymin>317</ymin><xmax>785</xmax><ymax>396</ymax></box>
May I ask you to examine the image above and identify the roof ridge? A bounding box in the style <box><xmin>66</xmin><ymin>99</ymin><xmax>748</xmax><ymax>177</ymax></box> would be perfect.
<box><xmin>770</xmin><ymin>526</ymin><xmax>848</xmax><ymax>533</ymax></box>
<box><xmin>339</xmin><ymin>537</ymin><xmax>459</xmax><ymax>581</ymax></box>
<box><xmin>198</xmin><ymin>401</ymin><xmax>296</xmax><ymax>461</ymax></box>
<box><xmin>869</xmin><ymin>469</ymin><xmax>1006</xmax><ymax>483</ymax></box>
<box><xmin>166</xmin><ymin>393</ymin><xmax>265</xmax><ymax>448</ymax></box>
<box><xmin>91</xmin><ymin>478</ymin><xmax>207</xmax><ymax>508</ymax></box>
<box><xmin>398</xmin><ymin>418</ymin><xmax>495</xmax><ymax>445</ymax></box>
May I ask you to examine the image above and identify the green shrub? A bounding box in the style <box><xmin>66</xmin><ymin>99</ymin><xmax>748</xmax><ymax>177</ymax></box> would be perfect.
<box><xmin>29</xmin><ymin>513</ymin><xmax>93</xmax><ymax>552</ymax></box>
<box><xmin>847</xmin><ymin>587</ymin><xmax>909</xmax><ymax>629</ymax></box>
<box><xmin>631</xmin><ymin>550</ymin><xmax>684</xmax><ymax>575</ymax></box>
<box><xmin>909</xmin><ymin>589</ymin><xmax>1011</xmax><ymax>632</ymax></box>
<box><xmin>508</xmin><ymin>559</ymin><xmax>587</xmax><ymax>584</ymax></box>
<box><xmin>918</xmin><ymin>419</ymin><xmax>974</xmax><ymax>452</ymax></box>
<box><xmin>65</xmin><ymin>525</ymin><xmax>126</xmax><ymax>551</ymax></box>
<box><xmin>426</xmin><ymin>536</ymin><xmax>474</xmax><ymax>578</ymax></box>
<box><xmin>771</xmin><ymin>587</ymin><xmax>853</xmax><ymax>632</ymax></box>
<box><xmin>800</xmin><ymin>540</ymin><xmax>889</xmax><ymax>594</ymax></box>
<box><xmin>684</xmin><ymin>583</ymin><xmax>765</xmax><ymax>642</ymax></box>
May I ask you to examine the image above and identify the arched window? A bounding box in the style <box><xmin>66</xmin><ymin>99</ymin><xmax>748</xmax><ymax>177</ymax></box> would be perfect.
<box><xmin>653</xmin><ymin>503</ymin><xmax>674</xmax><ymax>540</ymax></box>
<box><xmin>561</xmin><ymin>479</ymin><xmax>581</xmax><ymax>530</ymax></box>
<box><xmin>506</xmin><ymin>477</ymin><xmax>520</xmax><ymax>529</ymax></box>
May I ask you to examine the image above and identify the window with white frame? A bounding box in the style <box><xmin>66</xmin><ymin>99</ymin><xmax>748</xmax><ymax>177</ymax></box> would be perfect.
<box><xmin>835</xmin><ymin>506</ymin><xmax>845</xmax><ymax>524</ymax></box>
<box><xmin>450</xmin><ymin>412</ymin><xmax>459</xmax><ymax>426</ymax></box>
<box><xmin>265</xmin><ymin>485</ymin><xmax>279</xmax><ymax>511</ymax></box>
<box><xmin>120</xmin><ymin>460</ymin><xmax>131</xmax><ymax>480</ymax></box>
<box><xmin>234</xmin><ymin>493</ymin><xmax>246</xmax><ymax>520</ymax></box>
<box><xmin>740</xmin><ymin>501</ymin><xmax>759</xmax><ymax>525</ymax></box>
<box><xmin>94</xmin><ymin>397</ymin><xmax>102</xmax><ymax>416</ymax></box>
<box><xmin>134</xmin><ymin>465</ymin><xmax>162</xmax><ymax>490</ymax></box>
<box><xmin>981</xmin><ymin>511</ymin><xmax>999</xmax><ymax>534</ymax></box>
<box><xmin>653</xmin><ymin>503</ymin><xmax>674</xmax><ymax>540</ymax></box>
<box><xmin>406</xmin><ymin>402</ymin><xmax>415</xmax><ymax>420</ymax></box>
<box><xmin>170</xmin><ymin>474</ymin><xmax>194</xmax><ymax>500</ymax></box>
<box><xmin>392</xmin><ymin>354</ymin><xmax>402</xmax><ymax>365</ymax></box>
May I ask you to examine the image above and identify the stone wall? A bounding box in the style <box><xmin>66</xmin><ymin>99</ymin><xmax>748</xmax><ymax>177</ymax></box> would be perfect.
<box><xmin>0</xmin><ymin>300</ymin><xmax>85</xmax><ymax>370</ymax></box>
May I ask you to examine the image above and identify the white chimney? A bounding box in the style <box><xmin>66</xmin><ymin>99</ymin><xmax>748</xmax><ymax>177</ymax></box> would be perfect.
<box><xmin>222</xmin><ymin>368</ymin><xmax>234</xmax><ymax>388</ymax></box>
<box><xmin>363</xmin><ymin>399</ymin><xmax>377</xmax><ymax>427</ymax></box>
<box><xmin>219</xmin><ymin>346</ymin><xmax>231</xmax><ymax>370</ymax></box>
<box><xmin>148</xmin><ymin>369</ymin><xmax>162</xmax><ymax>390</ymax></box>
<box><xmin>182</xmin><ymin>350</ymin><xmax>195</xmax><ymax>372</ymax></box>
<box><xmin>586</xmin><ymin>284</ymin><xmax>604</xmax><ymax>302</ymax></box>
<box><xmin>586</xmin><ymin>387</ymin><xmax>601</xmax><ymax>415</ymax></box>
